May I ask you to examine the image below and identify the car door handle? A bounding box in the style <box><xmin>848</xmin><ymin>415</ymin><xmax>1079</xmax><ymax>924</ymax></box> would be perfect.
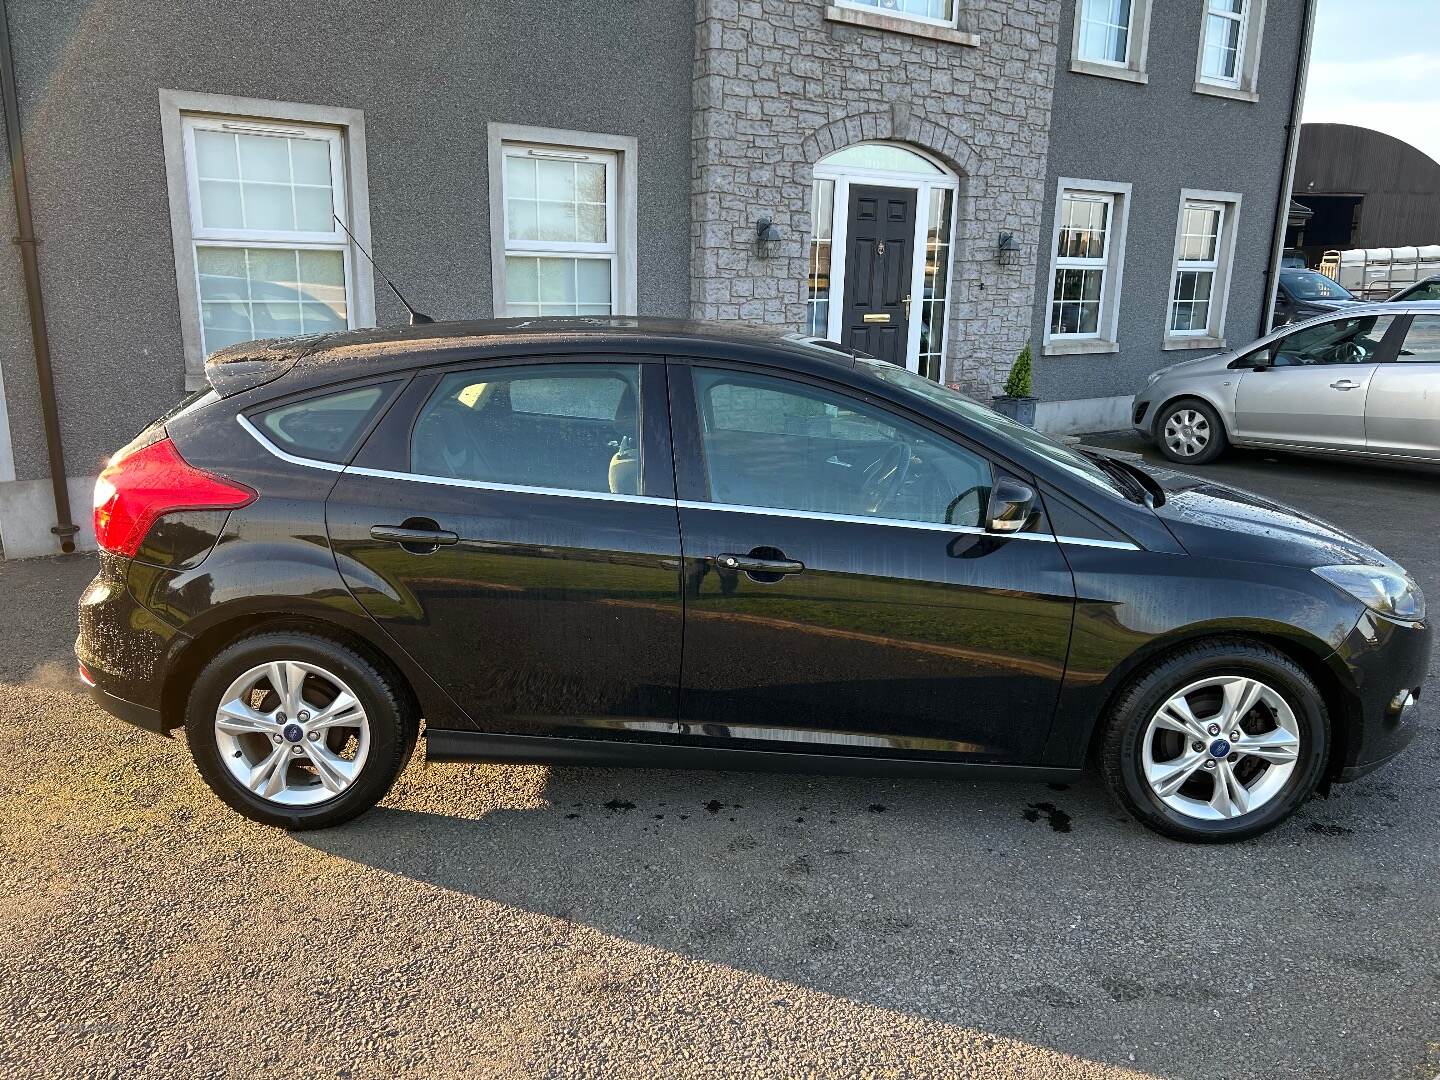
<box><xmin>370</xmin><ymin>525</ymin><xmax>459</xmax><ymax>546</ymax></box>
<box><xmin>1330</xmin><ymin>379</ymin><xmax>1362</xmax><ymax>390</ymax></box>
<box><xmin>711</xmin><ymin>553</ymin><xmax>805</xmax><ymax>575</ymax></box>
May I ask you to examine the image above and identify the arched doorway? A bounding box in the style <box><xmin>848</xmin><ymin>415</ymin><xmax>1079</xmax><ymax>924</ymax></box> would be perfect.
<box><xmin>806</xmin><ymin>142</ymin><xmax>959</xmax><ymax>380</ymax></box>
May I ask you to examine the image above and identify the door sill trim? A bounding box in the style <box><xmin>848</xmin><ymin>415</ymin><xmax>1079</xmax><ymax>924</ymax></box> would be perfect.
<box><xmin>425</xmin><ymin>728</ymin><xmax>1079</xmax><ymax>781</ymax></box>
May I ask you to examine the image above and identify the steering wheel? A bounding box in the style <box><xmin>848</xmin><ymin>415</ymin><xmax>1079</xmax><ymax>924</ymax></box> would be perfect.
<box><xmin>1334</xmin><ymin>340</ymin><xmax>1365</xmax><ymax>364</ymax></box>
<box><xmin>859</xmin><ymin>442</ymin><xmax>911</xmax><ymax>513</ymax></box>
<box><xmin>943</xmin><ymin>484</ymin><xmax>986</xmax><ymax>527</ymax></box>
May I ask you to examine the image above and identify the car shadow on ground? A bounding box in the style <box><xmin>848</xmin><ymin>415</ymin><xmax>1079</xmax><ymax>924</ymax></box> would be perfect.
<box><xmin>295</xmin><ymin>758</ymin><xmax>1418</xmax><ymax>1078</ymax></box>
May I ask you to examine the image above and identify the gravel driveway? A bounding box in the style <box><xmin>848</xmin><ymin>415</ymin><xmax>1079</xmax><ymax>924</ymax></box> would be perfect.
<box><xmin>1</xmin><ymin>440</ymin><xmax>1436</xmax><ymax>1080</ymax></box>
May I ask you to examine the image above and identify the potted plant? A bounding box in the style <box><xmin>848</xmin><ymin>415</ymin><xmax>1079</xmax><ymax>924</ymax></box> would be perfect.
<box><xmin>992</xmin><ymin>342</ymin><xmax>1037</xmax><ymax>426</ymax></box>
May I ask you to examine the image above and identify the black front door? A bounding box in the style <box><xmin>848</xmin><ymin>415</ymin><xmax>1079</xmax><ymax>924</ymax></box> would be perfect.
<box><xmin>669</xmin><ymin>363</ymin><xmax>1076</xmax><ymax>765</ymax></box>
<box><xmin>841</xmin><ymin>185</ymin><xmax>917</xmax><ymax>367</ymax></box>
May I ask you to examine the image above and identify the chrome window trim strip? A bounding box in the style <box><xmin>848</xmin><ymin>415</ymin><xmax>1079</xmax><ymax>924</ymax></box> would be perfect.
<box><xmin>236</xmin><ymin>415</ymin><xmax>1141</xmax><ymax>549</ymax></box>
<box><xmin>345</xmin><ymin>465</ymin><xmax>677</xmax><ymax>507</ymax></box>
<box><xmin>237</xmin><ymin>414</ymin><xmax>346</xmax><ymax>473</ymax></box>
<box><xmin>674</xmin><ymin>499</ymin><xmax>1139</xmax><ymax>549</ymax></box>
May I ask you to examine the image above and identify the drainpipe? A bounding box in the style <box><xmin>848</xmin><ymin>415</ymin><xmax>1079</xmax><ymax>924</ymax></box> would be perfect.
<box><xmin>1260</xmin><ymin>0</ymin><xmax>1318</xmax><ymax>336</ymax></box>
<box><xmin>0</xmin><ymin>0</ymin><xmax>77</xmax><ymax>552</ymax></box>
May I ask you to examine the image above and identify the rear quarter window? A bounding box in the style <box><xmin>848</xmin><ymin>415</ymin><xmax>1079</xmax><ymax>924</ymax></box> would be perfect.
<box><xmin>254</xmin><ymin>383</ymin><xmax>397</xmax><ymax>463</ymax></box>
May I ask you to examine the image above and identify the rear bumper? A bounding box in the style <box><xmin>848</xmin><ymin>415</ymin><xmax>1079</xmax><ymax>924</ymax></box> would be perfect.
<box><xmin>84</xmin><ymin>677</ymin><xmax>169</xmax><ymax>736</ymax></box>
<box><xmin>76</xmin><ymin>554</ymin><xmax>177</xmax><ymax>736</ymax></box>
<box><xmin>1330</xmin><ymin>611</ymin><xmax>1431</xmax><ymax>782</ymax></box>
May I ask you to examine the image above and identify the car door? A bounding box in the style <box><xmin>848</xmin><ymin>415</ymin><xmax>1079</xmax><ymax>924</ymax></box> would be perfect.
<box><xmin>326</xmin><ymin>358</ymin><xmax>684</xmax><ymax>740</ymax></box>
<box><xmin>1232</xmin><ymin>313</ymin><xmax>1404</xmax><ymax>449</ymax></box>
<box><xmin>668</xmin><ymin>361</ymin><xmax>1076</xmax><ymax>764</ymax></box>
<box><xmin>1366</xmin><ymin>313</ymin><xmax>1440</xmax><ymax>459</ymax></box>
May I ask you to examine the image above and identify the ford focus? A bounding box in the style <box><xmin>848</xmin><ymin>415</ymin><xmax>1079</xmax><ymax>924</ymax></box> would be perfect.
<box><xmin>77</xmin><ymin>320</ymin><xmax>1429</xmax><ymax>842</ymax></box>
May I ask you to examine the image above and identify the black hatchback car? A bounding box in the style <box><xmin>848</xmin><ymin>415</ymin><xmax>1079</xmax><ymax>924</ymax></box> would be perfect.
<box><xmin>78</xmin><ymin>320</ymin><xmax>1428</xmax><ymax>842</ymax></box>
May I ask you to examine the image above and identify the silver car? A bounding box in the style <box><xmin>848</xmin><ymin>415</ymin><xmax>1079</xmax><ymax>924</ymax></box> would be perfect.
<box><xmin>1133</xmin><ymin>302</ymin><xmax>1440</xmax><ymax>466</ymax></box>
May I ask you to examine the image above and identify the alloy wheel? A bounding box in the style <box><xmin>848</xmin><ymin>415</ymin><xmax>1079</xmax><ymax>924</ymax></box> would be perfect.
<box><xmin>1163</xmin><ymin>409</ymin><xmax>1211</xmax><ymax>458</ymax></box>
<box><xmin>1141</xmin><ymin>675</ymin><xmax>1301</xmax><ymax>821</ymax></box>
<box><xmin>213</xmin><ymin>661</ymin><xmax>371</xmax><ymax>807</ymax></box>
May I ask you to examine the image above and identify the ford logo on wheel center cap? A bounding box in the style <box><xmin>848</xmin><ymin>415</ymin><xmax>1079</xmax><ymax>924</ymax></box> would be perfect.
<box><xmin>282</xmin><ymin>723</ymin><xmax>305</xmax><ymax>743</ymax></box>
<box><xmin>1209</xmin><ymin>738</ymin><xmax>1232</xmax><ymax>758</ymax></box>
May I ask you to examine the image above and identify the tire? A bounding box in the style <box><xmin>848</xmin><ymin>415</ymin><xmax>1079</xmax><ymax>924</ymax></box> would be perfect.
<box><xmin>1098</xmin><ymin>639</ymin><xmax>1329</xmax><ymax>843</ymax></box>
<box><xmin>1154</xmin><ymin>397</ymin><xmax>1228</xmax><ymax>465</ymax></box>
<box><xmin>184</xmin><ymin>631</ymin><xmax>418</xmax><ymax>830</ymax></box>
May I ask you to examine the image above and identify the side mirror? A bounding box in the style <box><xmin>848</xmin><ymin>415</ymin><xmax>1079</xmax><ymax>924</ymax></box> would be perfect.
<box><xmin>987</xmin><ymin>477</ymin><xmax>1036</xmax><ymax>534</ymax></box>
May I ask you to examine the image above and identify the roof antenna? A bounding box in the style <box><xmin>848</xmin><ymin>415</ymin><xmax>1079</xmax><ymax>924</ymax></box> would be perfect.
<box><xmin>333</xmin><ymin>214</ymin><xmax>434</xmax><ymax>325</ymax></box>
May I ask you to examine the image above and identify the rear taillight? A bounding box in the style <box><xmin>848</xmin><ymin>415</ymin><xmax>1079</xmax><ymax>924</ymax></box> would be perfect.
<box><xmin>93</xmin><ymin>437</ymin><xmax>255</xmax><ymax>558</ymax></box>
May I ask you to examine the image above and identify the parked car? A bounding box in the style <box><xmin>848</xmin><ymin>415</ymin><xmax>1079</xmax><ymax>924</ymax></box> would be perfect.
<box><xmin>79</xmin><ymin>320</ymin><xmax>1428</xmax><ymax>843</ymax></box>
<box><xmin>1280</xmin><ymin>249</ymin><xmax>1307</xmax><ymax>270</ymax></box>
<box><xmin>1271</xmin><ymin>269</ymin><xmax>1363</xmax><ymax>327</ymax></box>
<box><xmin>1389</xmin><ymin>275</ymin><xmax>1440</xmax><ymax>302</ymax></box>
<box><xmin>1135</xmin><ymin>302</ymin><xmax>1440</xmax><ymax>469</ymax></box>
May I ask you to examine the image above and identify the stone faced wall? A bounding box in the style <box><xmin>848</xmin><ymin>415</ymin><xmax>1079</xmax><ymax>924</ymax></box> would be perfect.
<box><xmin>692</xmin><ymin>0</ymin><xmax>1060</xmax><ymax>394</ymax></box>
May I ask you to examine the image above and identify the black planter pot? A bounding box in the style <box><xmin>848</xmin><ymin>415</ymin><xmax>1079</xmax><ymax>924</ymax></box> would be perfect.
<box><xmin>991</xmin><ymin>395</ymin><xmax>1038</xmax><ymax>427</ymax></box>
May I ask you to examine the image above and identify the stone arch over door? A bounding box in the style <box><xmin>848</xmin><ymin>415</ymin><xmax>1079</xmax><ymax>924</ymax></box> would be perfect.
<box><xmin>798</xmin><ymin>109</ymin><xmax>980</xmax><ymax>184</ymax></box>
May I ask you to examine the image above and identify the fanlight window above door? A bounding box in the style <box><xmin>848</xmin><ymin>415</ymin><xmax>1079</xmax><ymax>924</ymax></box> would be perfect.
<box><xmin>818</xmin><ymin>144</ymin><xmax>944</xmax><ymax>175</ymax></box>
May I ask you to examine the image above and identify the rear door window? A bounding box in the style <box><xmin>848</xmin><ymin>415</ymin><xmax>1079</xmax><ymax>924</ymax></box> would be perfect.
<box><xmin>411</xmin><ymin>363</ymin><xmax>642</xmax><ymax>494</ymax></box>
<box><xmin>1394</xmin><ymin>315</ymin><xmax>1440</xmax><ymax>363</ymax></box>
<box><xmin>254</xmin><ymin>383</ymin><xmax>396</xmax><ymax>462</ymax></box>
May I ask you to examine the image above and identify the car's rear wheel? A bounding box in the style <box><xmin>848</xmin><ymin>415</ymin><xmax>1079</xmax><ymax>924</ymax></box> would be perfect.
<box><xmin>1099</xmin><ymin>640</ymin><xmax>1329</xmax><ymax>842</ymax></box>
<box><xmin>1155</xmin><ymin>398</ymin><xmax>1227</xmax><ymax>465</ymax></box>
<box><xmin>184</xmin><ymin>631</ymin><xmax>417</xmax><ymax>829</ymax></box>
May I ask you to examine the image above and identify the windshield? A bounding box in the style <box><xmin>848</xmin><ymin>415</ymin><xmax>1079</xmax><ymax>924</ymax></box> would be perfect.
<box><xmin>1282</xmin><ymin>271</ymin><xmax>1354</xmax><ymax>301</ymax></box>
<box><xmin>854</xmin><ymin>359</ymin><xmax>1129</xmax><ymax>498</ymax></box>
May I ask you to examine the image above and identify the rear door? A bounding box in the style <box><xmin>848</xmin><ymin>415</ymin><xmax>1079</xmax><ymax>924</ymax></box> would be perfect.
<box><xmin>326</xmin><ymin>357</ymin><xmax>684</xmax><ymax>740</ymax></box>
<box><xmin>1366</xmin><ymin>313</ymin><xmax>1440</xmax><ymax>459</ymax></box>
<box><xmin>1232</xmin><ymin>313</ymin><xmax>1403</xmax><ymax>448</ymax></box>
<box><xmin>668</xmin><ymin>360</ymin><xmax>1076</xmax><ymax>764</ymax></box>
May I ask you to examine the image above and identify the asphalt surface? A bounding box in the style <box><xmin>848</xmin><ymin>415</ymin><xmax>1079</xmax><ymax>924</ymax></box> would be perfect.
<box><xmin>1</xmin><ymin>438</ymin><xmax>1437</xmax><ymax>1080</ymax></box>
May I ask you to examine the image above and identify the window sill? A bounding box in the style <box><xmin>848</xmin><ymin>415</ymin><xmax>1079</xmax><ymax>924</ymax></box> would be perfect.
<box><xmin>1069</xmin><ymin>59</ymin><xmax>1148</xmax><ymax>85</ymax></box>
<box><xmin>1043</xmin><ymin>338</ymin><xmax>1119</xmax><ymax>357</ymax></box>
<box><xmin>1162</xmin><ymin>335</ymin><xmax>1227</xmax><ymax>351</ymax></box>
<box><xmin>823</xmin><ymin>5</ymin><xmax>978</xmax><ymax>46</ymax></box>
<box><xmin>1193</xmin><ymin>81</ymin><xmax>1259</xmax><ymax>103</ymax></box>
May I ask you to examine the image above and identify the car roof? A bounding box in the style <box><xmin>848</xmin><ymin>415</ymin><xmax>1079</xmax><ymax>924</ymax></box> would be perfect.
<box><xmin>208</xmin><ymin>317</ymin><xmax>857</xmax><ymax>376</ymax></box>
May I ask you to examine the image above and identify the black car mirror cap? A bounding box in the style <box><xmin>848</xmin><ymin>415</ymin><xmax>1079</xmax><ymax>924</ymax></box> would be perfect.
<box><xmin>987</xmin><ymin>478</ymin><xmax>1036</xmax><ymax>534</ymax></box>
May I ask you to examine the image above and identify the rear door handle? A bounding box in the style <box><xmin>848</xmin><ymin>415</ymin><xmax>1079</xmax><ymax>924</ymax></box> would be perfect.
<box><xmin>1330</xmin><ymin>379</ymin><xmax>1362</xmax><ymax>390</ymax></box>
<box><xmin>711</xmin><ymin>553</ymin><xmax>805</xmax><ymax>575</ymax></box>
<box><xmin>370</xmin><ymin>525</ymin><xmax>459</xmax><ymax>546</ymax></box>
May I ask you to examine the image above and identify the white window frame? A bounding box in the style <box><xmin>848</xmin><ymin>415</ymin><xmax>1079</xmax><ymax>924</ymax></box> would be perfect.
<box><xmin>1194</xmin><ymin>0</ymin><xmax>1267</xmax><ymax>102</ymax></box>
<box><xmin>810</xmin><ymin>143</ymin><xmax>960</xmax><ymax>378</ymax></box>
<box><xmin>160</xmin><ymin>90</ymin><xmax>375</xmax><ymax>390</ymax></box>
<box><xmin>487</xmin><ymin>124</ymin><xmax>638</xmax><ymax>319</ymax></box>
<box><xmin>1042</xmin><ymin>178</ymin><xmax>1131</xmax><ymax>357</ymax></box>
<box><xmin>1070</xmin><ymin>0</ymin><xmax>1153</xmax><ymax>85</ymax></box>
<box><xmin>1164</xmin><ymin>189</ymin><xmax>1243</xmax><ymax>350</ymax></box>
<box><xmin>833</xmin><ymin>0</ymin><xmax>959</xmax><ymax>31</ymax></box>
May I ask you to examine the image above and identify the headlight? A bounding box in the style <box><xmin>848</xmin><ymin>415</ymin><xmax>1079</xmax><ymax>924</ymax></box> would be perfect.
<box><xmin>1313</xmin><ymin>564</ymin><xmax>1425</xmax><ymax>621</ymax></box>
<box><xmin>1144</xmin><ymin>367</ymin><xmax>1170</xmax><ymax>389</ymax></box>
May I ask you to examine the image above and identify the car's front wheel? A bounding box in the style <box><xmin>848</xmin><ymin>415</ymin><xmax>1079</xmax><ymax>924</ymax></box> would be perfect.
<box><xmin>184</xmin><ymin>631</ymin><xmax>417</xmax><ymax>829</ymax></box>
<box><xmin>1099</xmin><ymin>640</ymin><xmax>1329</xmax><ymax>842</ymax></box>
<box><xmin>1155</xmin><ymin>397</ymin><xmax>1227</xmax><ymax>464</ymax></box>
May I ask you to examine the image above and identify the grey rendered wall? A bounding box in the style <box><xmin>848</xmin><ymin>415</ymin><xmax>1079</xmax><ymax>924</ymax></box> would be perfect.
<box><xmin>0</xmin><ymin>0</ymin><xmax>693</xmax><ymax>486</ymax></box>
<box><xmin>1031</xmin><ymin>0</ymin><xmax>1304</xmax><ymax>408</ymax></box>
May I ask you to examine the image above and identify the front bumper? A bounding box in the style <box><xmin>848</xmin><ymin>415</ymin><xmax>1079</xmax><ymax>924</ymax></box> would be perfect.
<box><xmin>1131</xmin><ymin>396</ymin><xmax>1152</xmax><ymax>436</ymax></box>
<box><xmin>1329</xmin><ymin>610</ymin><xmax>1431</xmax><ymax>782</ymax></box>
